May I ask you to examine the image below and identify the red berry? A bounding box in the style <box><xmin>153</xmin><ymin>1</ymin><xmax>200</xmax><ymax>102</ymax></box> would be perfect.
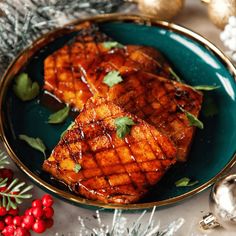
<box><xmin>4</xmin><ymin>216</ymin><xmax>13</xmax><ymax>225</ymax></box>
<box><xmin>31</xmin><ymin>199</ymin><xmax>42</xmax><ymax>208</ymax></box>
<box><xmin>24</xmin><ymin>208</ymin><xmax>33</xmax><ymax>216</ymax></box>
<box><xmin>43</xmin><ymin>207</ymin><xmax>54</xmax><ymax>219</ymax></box>
<box><xmin>25</xmin><ymin>231</ymin><xmax>31</xmax><ymax>236</ymax></box>
<box><xmin>32</xmin><ymin>220</ymin><xmax>46</xmax><ymax>234</ymax></box>
<box><xmin>42</xmin><ymin>195</ymin><xmax>53</xmax><ymax>207</ymax></box>
<box><xmin>14</xmin><ymin>227</ymin><xmax>28</xmax><ymax>236</ymax></box>
<box><xmin>45</xmin><ymin>218</ymin><xmax>54</xmax><ymax>229</ymax></box>
<box><xmin>21</xmin><ymin>222</ymin><xmax>28</xmax><ymax>231</ymax></box>
<box><xmin>0</xmin><ymin>186</ymin><xmax>7</xmax><ymax>192</ymax></box>
<box><xmin>0</xmin><ymin>220</ymin><xmax>5</xmax><ymax>230</ymax></box>
<box><xmin>21</xmin><ymin>215</ymin><xmax>34</xmax><ymax>230</ymax></box>
<box><xmin>13</xmin><ymin>216</ymin><xmax>21</xmax><ymax>226</ymax></box>
<box><xmin>2</xmin><ymin>224</ymin><xmax>15</xmax><ymax>235</ymax></box>
<box><xmin>0</xmin><ymin>168</ymin><xmax>13</xmax><ymax>181</ymax></box>
<box><xmin>31</xmin><ymin>207</ymin><xmax>44</xmax><ymax>219</ymax></box>
<box><xmin>0</xmin><ymin>206</ymin><xmax>7</xmax><ymax>216</ymax></box>
<box><xmin>8</xmin><ymin>208</ymin><xmax>19</xmax><ymax>216</ymax></box>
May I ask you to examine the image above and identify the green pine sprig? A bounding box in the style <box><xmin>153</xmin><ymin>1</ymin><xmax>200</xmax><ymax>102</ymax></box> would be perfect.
<box><xmin>0</xmin><ymin>151</ymin><xmax>10</xmax><ymax>169</ymax></box>
<box><xmin>0</xmin><ymin>178</ymin><xmax>33</xmax><ymax>210</ymax></box>
<box><xmin>0</xmin><ymin>150</ymin><xmax>33</xmax><ymax>210</ymax></box>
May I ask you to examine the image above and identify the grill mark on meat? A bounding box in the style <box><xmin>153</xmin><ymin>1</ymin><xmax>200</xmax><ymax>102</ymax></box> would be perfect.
<box><xmin>43</xmin><ymin>22</ymin><xmax>203</xmax><ymax>205</ymax></box>
<box><xmin>43</xmin><ymin>97</ymin><xmax>177</xmax><ymax>203</ymax></box>
<box><xmin>44</xmin><ymin>22</ymin><xmax>172</xmax><ymax>110</ymax></box>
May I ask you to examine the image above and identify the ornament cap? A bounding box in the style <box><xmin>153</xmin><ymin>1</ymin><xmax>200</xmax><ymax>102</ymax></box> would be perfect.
<box><xmin>201</xmin><ymin>0</ymin><xmax>211</xmax><ymax>4</ymax></box>
<box><xmin>199</xmin><ymin>213</ymin><xmax>220</xmax><ymax>230</ymax></box>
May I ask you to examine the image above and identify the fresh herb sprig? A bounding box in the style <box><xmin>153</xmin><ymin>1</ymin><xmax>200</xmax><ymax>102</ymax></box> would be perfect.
<box><xmin>60</xmin><ymin>121</ymin><xmax>75</xmax><ymax>138</ymax></box>
<box><xmin>74</xmin><ymin>164</ymin><xmax>81</xmax><ymax>173</ymax></box>
<box><xmin>48</xmin><ymin>106</ymin><xmax>70</xmax><ymax>124</ymax></box>
<box><xmin>115</xmin><ymin>117</ymin><xmax>136</xmax><ymax>139</ymax></box>
<box><xmin>103</xmin><ymin>71</ymin><xmax>123</xmax><ymax>88</ymax></box>
<box><xmin>13</xmin><ymin>73</ymin><xmax>39</xmax><ymax>101</ymax></box>
<box><xmin>179</xmin><ymin>107</ymin><xmax>204</xmax><ymax>129</ymax></box>
<box><xmin>103</xmin><ymin>41</ymin><xmax>124</xmax><ymax>50</ymax></box>
<box><xmin>168</xmin><ymin>67</ymin><xmax>183</xmax><ymax>83</ymax></box>
<box><xmin>193</xmin><ymin>85</ymin><xmax>220</xmax><ymax>91</ymax></box>
<box><xmin>175</xmin><ymin>177</ymin><xmax>199</xmax><ymax>187</ymax></box>
<box><xmin>19</xmin><ymin>134</ymin><xmax>46</xmax><ymax>158</ymax></box>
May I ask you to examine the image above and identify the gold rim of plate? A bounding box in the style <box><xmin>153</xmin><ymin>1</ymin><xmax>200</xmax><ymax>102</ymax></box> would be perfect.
<box><xmin>0</xmin><ymin>13</ymin><xmax>236</xmax><ymax>210</ymax></box>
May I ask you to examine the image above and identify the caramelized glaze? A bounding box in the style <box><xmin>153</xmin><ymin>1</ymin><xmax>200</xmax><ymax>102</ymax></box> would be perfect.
<box><xmin>44</xmin><ymin>22</ymin><xmax>203</xmax><ymax>162</ymax></box>
<box><xmin>44</xmin><ymin>22</ymin><xmax>173</xmax><ymax>110</ymax></box>
<box><xmin>43</xmin><ymin>97</ymin><xmax>176</xmax><ymax>204</ymax></box>
<box><xmin>84</xmin><ymin>68</ymin><xmax>203</xmax><ymax>161</ymax></box>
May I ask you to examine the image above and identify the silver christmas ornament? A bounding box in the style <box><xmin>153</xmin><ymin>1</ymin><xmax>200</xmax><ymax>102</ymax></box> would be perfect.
<box><xmin>200</xmin><ymin>174</ymin><xmax>236</xmax><ymax>230</ymax></box>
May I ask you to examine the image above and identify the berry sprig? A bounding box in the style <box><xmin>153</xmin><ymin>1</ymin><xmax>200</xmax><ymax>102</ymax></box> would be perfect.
<box><xmin>0</xmin><ymin>177</ymin><xmax>33</xmax><ymax>211</ymax></box>
<box><xmin>0</xmin><ymin>194</ymin><xmax>54</xmax><ymax>236</ymax></box>
<box><xmin>0</xmin><ymin>151</ymin><xmax>33</xmax><ymax>211</ymax></box>
<box><xmin>0</xmin><ymin>150</ymin><xmax>55</xmax><ymax>235</ymax></box>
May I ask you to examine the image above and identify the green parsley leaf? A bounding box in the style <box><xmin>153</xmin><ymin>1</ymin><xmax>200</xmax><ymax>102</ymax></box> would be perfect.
<box><xmin>103</xmin><ymin>41</ymin><xmax>124</xmax><ymax>50</ymax></box>
<box><xmin>115</xmin><ymin>117</ymin><xmax>136</xmax><ymax>139</ymax></box>
<box><xmin>168</xmin><ymin>67</ymin><xmax>183</xmax><ymax>83</ymax></box>
<box><xmin>13</xmin><ymin>73</ymin><xmax>40</xmax><ymax>101</ymax></box>
<box><xmin>60</xmin><ymin>122</ymin><xmax>75</xmax><ymax>138</ymax></box>
<box><xmin>48</xmin><ymin>106</ymin><xmax>70</xmax><ymax>124</ymax></box>
<box><xmin>179</xmin><ymin>107</ymin><xmax>204</xmax><ymax>129</ymax></box>
<box><xmin>103</xmin><ymin>71</ymin><xmax>123</xmax><ymax>88</ymax></box>
<box><xmin>175</xmin><ymin>177</ymin><xmax>199</xmax><ymax>187</ymax></box>
<box><xmin>74</xmin><ymin>164</ymin><xmax>81</xmax><ymax>173</ymax></box>
<box><xmin>19</xmin><ymin>134</ymin><xmax>46</xmax><ymax>158</ymax></box>
<box><xmin>193</xmin><ymin>85</ymin><xmax>220</xmax><ymax>91</ymax></box>
<box><xmin>185</xmin><ymin>111</ymin><xmax>204</xmax><ymax>129</ymax></box>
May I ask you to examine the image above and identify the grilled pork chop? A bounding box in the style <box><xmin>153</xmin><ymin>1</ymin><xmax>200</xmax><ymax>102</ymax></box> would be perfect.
<box><xmin>43</xmin><ymin>97</ymin><xmax>177</xmax><ymax>204</ymax></box>
<box><xmin>44</xmin><ymin>22</ymin><xmax>174</xmax><ymax>110</ymax></box>
<box><xmin>83</xmin><ymin>67</ymin><xmax>203</xmax><ymax>162</ymax></box>
<box><xmin>44</xmin><ymin>22</ymin><xmax>203</xmax><ymax>162</ymax></box>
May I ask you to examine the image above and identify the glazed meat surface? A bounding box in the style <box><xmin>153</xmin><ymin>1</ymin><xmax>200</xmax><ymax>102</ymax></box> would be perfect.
<box><xmin>44</xmin><ymin>22</ymin><xmax>203</xmax><ymax>162</ymax></box>
<box><xmin>43</xmin><ymin>97</ymin><xmax>177</xmax><ymax>204</ymax></box>
<box><xmin>44</xmin><ymin>22</ymin><xmax>173</xmax><ymax>110</ymax></box>
<box><xmin>84</xmin><ymin>68</ymin><xmax>203</xmax><ymax>161</ymax></box>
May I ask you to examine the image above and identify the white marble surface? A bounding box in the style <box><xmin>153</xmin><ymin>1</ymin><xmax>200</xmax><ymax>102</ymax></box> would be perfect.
<box><xmin>1</xmin><ymin>0</ymin><xmax>236</xmax><ymax>235</ymax></box>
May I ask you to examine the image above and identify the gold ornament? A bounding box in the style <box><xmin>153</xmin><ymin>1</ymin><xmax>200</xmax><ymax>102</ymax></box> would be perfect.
<box><xmin>136</xmin><ymin>0</ymin><xmax>185</xmax><ymax>21</ymax></box>
<box><xmin>202</xmin><ymin>0</ymin><xmax>236</xmax><ymax>29</ymax></box>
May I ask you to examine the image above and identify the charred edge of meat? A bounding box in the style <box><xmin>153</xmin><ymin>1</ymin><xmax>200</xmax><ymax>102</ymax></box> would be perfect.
<box><xmin>67</xmin><ymin>22</ymin><xmax>109</xmax><ymax>46</ymax></box>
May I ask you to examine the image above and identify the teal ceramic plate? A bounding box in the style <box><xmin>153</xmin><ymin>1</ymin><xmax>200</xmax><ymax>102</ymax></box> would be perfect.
<box><xmin>1</xmin><ymin>14</ymin><xmax>236</xmax><ymax>210</ymax></box>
